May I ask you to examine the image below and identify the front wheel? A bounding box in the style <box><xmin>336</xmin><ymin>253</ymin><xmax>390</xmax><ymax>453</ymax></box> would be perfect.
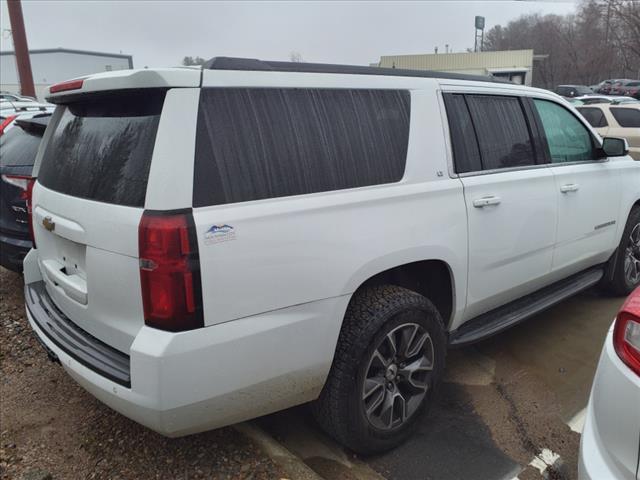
<box><xmin>601</xmin><ymin>206</ymin><xmax>640</xmax><ymax>295</ymax></box>
<box><xmin>312</xmin><ymin>285</ymin><xmax>446</xmax><ymax>454</ymax></box>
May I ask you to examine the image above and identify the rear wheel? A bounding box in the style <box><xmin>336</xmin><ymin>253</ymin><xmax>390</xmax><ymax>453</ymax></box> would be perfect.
<box><xmin>312</xmin><ymin>285</ymin><xmax>446</xmax><ymax>454</ymax></box>
<box><xmin>601</xmin><ymin>206</ymin><xmax>640</xmax><ymax>295</ymax></box>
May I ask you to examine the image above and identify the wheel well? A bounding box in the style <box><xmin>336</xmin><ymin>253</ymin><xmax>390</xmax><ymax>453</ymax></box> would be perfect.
<box><xmin>356</xmin><ymin>260</ymin><xmax>454</xmax><ymax>327</ymax></box>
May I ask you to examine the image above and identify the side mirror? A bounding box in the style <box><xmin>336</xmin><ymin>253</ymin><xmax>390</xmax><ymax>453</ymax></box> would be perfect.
<box><xmin>601</xmin><ymin>137</ymin><xmax>630</xmax><ymax>157</ymax></box>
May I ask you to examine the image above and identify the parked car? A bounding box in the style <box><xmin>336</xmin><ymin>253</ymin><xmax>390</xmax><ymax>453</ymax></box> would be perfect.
<box><xmin>22</xmin><ymin>59</ymin><xmax>640</xmax><ymax>454</ymax></box>
<box><xmin>598</xmin><ymin>79</ymin><xmax>629</xmax><ymax>95</ymax></box>
<box><xmin>579</xmin><ymin>287</ymin><xmax>640</xmax><ymax>480</ymax></box>
<box><xmin>0</xmin><ymin>90</ymin><xmax>37</xmax><ymax>102</ymax></box>
<box><xmin>592</xmin><ymin>79</ymin><xmax>614</xmax><ymax>94</ymax></box>
<box><xmin>575</xmin><ymin>95</ymin><xmax>639</xmax><ymax>105</ymax></box>
<box><xmin>577</xmin><ymin>104</ymin><xmax>640</xmax><ymax>160</ymax></box>
<box><xmin>555</xmin><ymin>84</ymin><xmax>595</xmax><ymax>98</ymax></box>
<box><xmin>610</xmin><ymin>79</ymin><xmax>637</xmax><ymax>95</ymax></box>
<box><xmin>0</xmin><ymin>114</ymin><xmax>50</xmax><ymax>271</ymax></box>
<box><xmin>620</xmin><ymin>80</ymin><xmax>640</xmax><ymax>99</ymax></box>
<box><xmin>0</xmin><ymin>102</ymin><xmax>54</xmax><ymax>135</ymax></box>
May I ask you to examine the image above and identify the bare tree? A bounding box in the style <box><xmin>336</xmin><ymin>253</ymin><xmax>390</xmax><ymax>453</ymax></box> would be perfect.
<box><xmin>482</xmin><ymin>1</ymin><xmax>640</xmax><ymax>88</ymax></box>
<box><xmin>182</xmin><ymin>56</ymin><xmax>206</xmax><ymax>66</ymax></box>
<box><xmin>608</xmin><ymin>0</ymin><xmax>640</xmax><ymax>64</ymax></box>
<box><xmin>289</xmin><ymin>51</ymin><xmax>304</xmax><ymax>63</ymax></box>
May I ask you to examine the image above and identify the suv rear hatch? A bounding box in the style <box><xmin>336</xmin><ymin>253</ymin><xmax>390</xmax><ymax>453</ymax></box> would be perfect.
<box><xmin>31</xmin><ymin>90</ymin><xmax>165</xmax><ymax>353</ymax></box>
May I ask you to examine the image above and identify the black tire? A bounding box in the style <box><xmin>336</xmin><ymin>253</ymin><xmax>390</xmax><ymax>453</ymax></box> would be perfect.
<box><xmin>312</xmin><ymin>285</ymin><xmax>447</xmax><ymax>455</ymax></box>
<box><xmin>601</xmin><ymin>206</ymin><xmax>640</xmax><ymax>296</ymax></box>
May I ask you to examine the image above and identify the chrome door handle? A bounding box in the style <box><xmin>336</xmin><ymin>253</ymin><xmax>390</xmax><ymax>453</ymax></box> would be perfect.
<box><xmin>560</xmin><ymin>183</ymin><xmax>580</xmax><ymax>193</ymax></box>
<box><xmin>473</xmin><ymin>196</ymin><xmax>502</xmax><ymax>208</ymax></box>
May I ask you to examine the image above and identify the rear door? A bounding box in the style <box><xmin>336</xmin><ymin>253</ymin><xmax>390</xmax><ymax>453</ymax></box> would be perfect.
<box><xmin>31</xmin><ymin>91</ymin><xmax>166</xmax><ymax>353</ymax></box>
<box><xmin>532</xmin><ymin>98</ymin><xmax>622</xmax><ymax>275</ymax></box>
<box><xmin>443</xmin><ymin>93</ymin><xmax>557</xmax><ymax>321</ymax></box>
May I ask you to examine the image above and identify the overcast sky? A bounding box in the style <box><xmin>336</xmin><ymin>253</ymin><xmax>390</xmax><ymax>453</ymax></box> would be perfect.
<box><xmin>1</xmin><ymin>1</ymin><xmax>577</xmax><ymax>68</ymax></box>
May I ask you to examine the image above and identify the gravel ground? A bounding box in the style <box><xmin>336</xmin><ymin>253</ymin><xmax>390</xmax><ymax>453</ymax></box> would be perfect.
<box><xmin>0</xmin><ymin>267</ymin><xmax>286</xmax><ymax>480</ymax></box>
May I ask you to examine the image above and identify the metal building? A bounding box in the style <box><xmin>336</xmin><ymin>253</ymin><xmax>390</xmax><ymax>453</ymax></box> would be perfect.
<box><xmin>373</xmin><ymin>49</ymin><xmax>535</xmax><ymax>86</ymax></box>
<box><xmin>0</xmin><ymin>48</ymin><xmax>133</xmax><ymax>100</ymax></box>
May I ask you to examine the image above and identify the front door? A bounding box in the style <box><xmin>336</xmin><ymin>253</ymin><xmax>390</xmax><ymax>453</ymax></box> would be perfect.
<box><xmin>532</xmin><ymin>99</ymin><xmax>622</xmax><ymax>276</ymax></box>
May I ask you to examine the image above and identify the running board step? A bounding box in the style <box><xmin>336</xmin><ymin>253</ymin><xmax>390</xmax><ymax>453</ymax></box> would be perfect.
<box><xmin>449</xmin><ymin>266</ymin><xmax>605</xmax><ymax>347</ymax></box>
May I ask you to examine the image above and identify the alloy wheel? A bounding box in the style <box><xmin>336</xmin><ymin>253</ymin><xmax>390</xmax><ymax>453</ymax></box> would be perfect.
<box><xmin>362</xmin><ymin>322</ymin><xmax>434</xmax><ymax>430</ymax></box>
<box><xmin>625</xmin><ymin>223</ymin><xmax>640</xmax><ymax>286</ymax></box>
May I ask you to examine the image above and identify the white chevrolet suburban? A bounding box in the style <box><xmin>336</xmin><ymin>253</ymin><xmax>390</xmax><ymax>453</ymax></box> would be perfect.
<box><xmin>23</xmin><ymin>58</ymin><xmax>640</xmax><ymax>454</ymax></box>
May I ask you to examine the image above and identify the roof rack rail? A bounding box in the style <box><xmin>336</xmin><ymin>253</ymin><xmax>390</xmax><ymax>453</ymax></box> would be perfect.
<box><xmin>203</xmin><ymin>56</ymin><xmax>509</xmax><ymax>84</ymax></box>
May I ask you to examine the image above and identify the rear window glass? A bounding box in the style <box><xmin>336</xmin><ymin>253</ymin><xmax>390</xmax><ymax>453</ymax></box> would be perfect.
<box><xmin>0</xmin><ymin>123</ymin><xmax>44</xmax><ymax>167</ymax></box>
<box><xmin>39</xmin><ymin>91</ymin><xmax>165</xmax><ymax>207</ymax></box>
<box><xmin>193</xmin><ymin>88</ymin><xmax>410</xmax><ymax>207</ymax></box>
<box><xmin>610</xmin><ymin>108</ymin><xmax>640</xmax><ymax>128</ymax></box>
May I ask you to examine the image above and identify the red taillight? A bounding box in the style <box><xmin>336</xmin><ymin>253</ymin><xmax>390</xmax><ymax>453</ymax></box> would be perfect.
<box><xmin>1</xmin><ymin>174</ymin><xmax>36</xmax><ymax>246</ymax></box>
<box><xmin>138</xmin><ymin>211</ymin><xmax>203</xmax><ymax>332</ymax></box>
<box><xmin>613</xmin><ymin>288</ymin><xmax>640</xmax><ymax>376</ymax></box>
<box><xmin>49</xmin><ymin>79</ymin><xmax>84</xmax><ymax>94</ymax></box>
<box><xmin>0</xmin><ymin>115</ymin><xmax>18</xmax><ymax>135</ymax></box>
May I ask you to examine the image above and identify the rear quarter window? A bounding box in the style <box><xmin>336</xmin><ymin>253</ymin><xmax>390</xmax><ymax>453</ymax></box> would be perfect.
<box><xmin>610</xmin><ymin>108</ymin><xmax>640</xmax><ymax>128</ymax></box>
<box><xmin>193</xmin><ymin>88</ymin><xmax>410</xmax><ymax>207</ymax></box>
<box><xmin>38</xmin><ymin>91</ymin><xmax>165</xmax><ymax>207</ymax></box>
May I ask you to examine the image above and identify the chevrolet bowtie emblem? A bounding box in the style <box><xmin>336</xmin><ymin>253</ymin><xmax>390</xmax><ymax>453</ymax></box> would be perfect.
<box><xmin>42</xmin><ymin>216</ymin><xmax>55</xmax><ymax>232</ymax></box>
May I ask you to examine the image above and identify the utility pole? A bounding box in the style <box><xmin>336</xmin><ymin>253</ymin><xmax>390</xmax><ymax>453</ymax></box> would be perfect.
<box><xmin>7</xmin><ymin>0</ymin><xmax>35</xmax><ymax>98</ymax></box>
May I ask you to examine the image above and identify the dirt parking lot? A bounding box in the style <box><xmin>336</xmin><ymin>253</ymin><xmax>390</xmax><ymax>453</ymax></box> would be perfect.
<box><xmin>1</xmin><ymin>266</ymin><xmax>626</xmax><ymax>480</ymax></box>
<box><xmin>0</xmin><ymin>268</ymin><xmax>285</xmax><ymax>480</ymax></box>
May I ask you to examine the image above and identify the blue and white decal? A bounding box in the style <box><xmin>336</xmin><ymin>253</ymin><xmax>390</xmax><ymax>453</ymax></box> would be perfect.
<box><xmin>204</xmin><ymin>224</ymin><xmax>236</xmax><ymax>244</ymax></box>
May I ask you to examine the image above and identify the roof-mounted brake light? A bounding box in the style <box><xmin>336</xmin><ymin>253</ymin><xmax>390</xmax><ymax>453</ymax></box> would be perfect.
<box><xmin>49</xmin><ymin>79</ymin><xmax>84</xmax><ymax>94</ymax></box>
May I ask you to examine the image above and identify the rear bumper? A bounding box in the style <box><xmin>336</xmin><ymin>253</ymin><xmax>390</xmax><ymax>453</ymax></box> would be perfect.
<box><xmin>0</xmin><ymin>233</ymin><xmax>31</xmax><ymax>272</ymax></box>
<box><xmin>578</xmin><ymin>326</ymin><xmax>640</xmax><ymax>480</ymax></box>
<box><xmin>25</xmin><ymin>274</ymin><xmax>347</xmax><ymax>437</ymax></box>
<box><xmin>25</xmin><ymin>281</ymin><xmax>131</xmax><ymax>386</ymax></box>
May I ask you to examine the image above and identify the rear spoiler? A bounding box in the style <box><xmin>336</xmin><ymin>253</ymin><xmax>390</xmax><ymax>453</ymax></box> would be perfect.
<box><xmin>46</xmin><ymin>68</ymin><xmax>202</xmax><ymax>104</ymax></box>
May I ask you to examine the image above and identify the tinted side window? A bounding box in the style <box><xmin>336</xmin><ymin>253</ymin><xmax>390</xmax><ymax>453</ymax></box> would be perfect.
<box><xmin>577</xmin><ymin>107</ymin><xmax>608</xmax><ymax>128</ymax></box>
<box><xmin>610</xmin><ymin>108</ymin><xmax>640</xmax><ymax>128</ymax></box>
<box><xmin>465</xmin><ymin>95</ymin><xmax>536</xmax><ymax>170</ymax></box>
<box><xmin>443</xmin><ymin>94</ymin><xmax>482</xmax><ymax>173</ymax></box>
<box><xmin>193</xmin><ymin>88</ymin><xmax>410</xmax><ymax>207</ymax></box>
<box><xmin>533</xmin><ymin>99</ymin><xmax>594</xmax><ymax>164</ymax></box>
